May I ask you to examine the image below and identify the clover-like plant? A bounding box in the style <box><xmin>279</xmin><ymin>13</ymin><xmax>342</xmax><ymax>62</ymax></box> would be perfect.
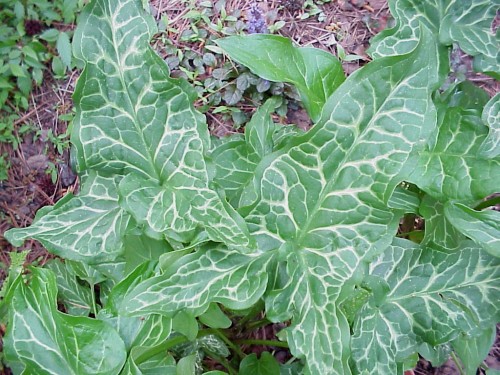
<box><xmin>3</xmin><ymin>0</ymin><xmax>499</xmax><ymax>374</ymax></box>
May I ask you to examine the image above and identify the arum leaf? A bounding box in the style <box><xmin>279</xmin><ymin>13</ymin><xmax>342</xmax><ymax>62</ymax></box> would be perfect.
<box><xmin>419</xmin><ymin>195</ymin><xmax>464</xmax><ymax>251</ymax></box>
<box><xmin>440</xmin><ymin>0</ymin><xmax>500</xmax><ymax>77</ymax></box>
<box><xmin>351</xmin><ymin>239</ymin><xmax>500</xmax><ymax>374</ymax></box>
<box><xmin>211</xmin><ymin>97</ymin><xmax>282</xmax><ymax>207</ymax></box>
<box><xmin>216</xmin><ymin>34</ymin><xmax>345</xmax><ymax>121</ymax></box>
<box><xmin>241</xmin><ymin>25</ymin><xmax>441</xmax><ymax>375</ymax></box>
<box><xmin>444</xmin><ymin>202</ymin><xmax>500</xmax><ymax>257</ymax></box>
<box><xmin>452</xmin><ymin>326</ymin><xmax>496</xmax><ymax>375</ymax></box>
<box><xmin>369</xmin><ymin>0</ymin><xmax>499</xmax><ymax>76</ymax></box>
<box><xmin>5</xmin><ymin>172</ymin><xmax>131</xmax><ymax>263</ymax></box>
<box><xmin>45</xmin><ymin>259</ymin><xmax>94</xmax><ymax>316</ymax></box>
<box><xmin>71</xmin><ymin>0</ymin><xmax>250</xmax><ymax>247</ymax></box>
<box><xmin>479</xmin><ymin>93</ymin><xmax>500</xmax><ymax>158</ymax></box>
<box><xmin>408</xmin><ymin>83</ymin><xmax>500</xmax><ymax>202</ymax></box>
<box><xmin>120</xmin><ymin>247</ymin><xmax>273</xmax><ymax>317</ymax></box>
<box><xmin>368</xmin><ymin>0</ymin><xmax>444</xmax><ymax>58</ymax></box>
<box><xmin>4</xmin><ymin>268</ymin><xmax>126</xmax><ymax>374</ymax></box>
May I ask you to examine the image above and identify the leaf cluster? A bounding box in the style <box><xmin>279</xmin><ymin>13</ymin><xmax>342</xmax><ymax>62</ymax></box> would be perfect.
<box><xmin>2</xmin><ymin>0</ymin><xmax>500</xmax><ymax>374</ymax></box>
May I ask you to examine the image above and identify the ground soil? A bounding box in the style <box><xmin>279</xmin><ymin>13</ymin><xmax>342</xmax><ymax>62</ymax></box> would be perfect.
<box><xmin>0</xmin><ymin>1</ymin><xmax>498</xmax><ymax>374</ymax></box>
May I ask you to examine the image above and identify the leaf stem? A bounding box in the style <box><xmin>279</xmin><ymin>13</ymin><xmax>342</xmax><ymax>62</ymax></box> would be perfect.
<box><xmin>245</xmin><ymin>318</ymin><xmax>271</xmax><ymax>331</ymax></box>
<box><xmin>474</xmin><ymin>196</ymin><xmax>500</xmax><ymax>210</ymax></box>
<box><xmin>90</xmin><ymin>283</ymin><xmax>98</xmax><ymax>316</ymax></box>
<box><xmin>235</xmin><ymin>303</ymin><xmax>263</xmax><ymax>328</ymax></box>
<box><xmin>450</xmin><ymin>351</ymin><xmax>465</xmax><ymax>375</ymax></box>
<box><xmin>204</xmin><ymin>349</ymin><xmax>239</xmax><ymax>375</ymax></box>
<box><xmin>234</xmin><ymin>338</ymin><xmax>289</xmax><ymax>349</ymax></box>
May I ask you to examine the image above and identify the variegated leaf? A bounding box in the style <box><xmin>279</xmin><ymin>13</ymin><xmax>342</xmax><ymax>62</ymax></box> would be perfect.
<box><xmin>419</xmin><ymin>195</ymin><xmax>464</xmax><ymax>251</ymax></box>
<box><xmin>440</xmin><ymin>0</ymin><xmax>500</xmax><ymax>77</ymax></box>
<box><xmin>45</xmin><ymin>259</ymin><xmax>94</xmax><ymax>316</ymax></box>
<box><xmin>4</xmin><ymin>268</ymin><xmax>126</xmax><ymax>374</ymax></box>
<box><xmin>5</xmin><ymin>171</ymin><xmax>131</xmax><ymax>263</ymax></box>
<box><xmin>70</xmin><ymin>0</ymin><xmax>250</xmax><ymax>247</ymax></box>
<box><xmin>445</xmin><ymin>202</ymin><xmax>500</xmax><ymax>257</ymax></box>
<box><xmin>211</xmin><ymin>97</ymin><xmax>283</xmax><ymax>208</ymax></box>
<box><xmin>479</xmin><ymin>93</ymin><xmax>500</xmax><ymax>158</ymax></box>
<box><xmin>242</xmin><ymin>26</ymin><xmax>441</xmax><ymax>375</ymax></box>
<box><xmin>369</xmin><ymin>0</ymin><xmax>499</xmax><ymax>76</ymax></box>
<box><xmin>120</xmin><ymin>246</ymin><xmax>274</xmax><ymax>317</ymax></box>
<box><xmin>351</xmin><ymin>239</ymin><xmax>500</xmax><ymax>374</ymax></box>
<box><xmin>408</xmin><ymin>83</ymin><xmax>500</xmax><ymax>202</ymax></box>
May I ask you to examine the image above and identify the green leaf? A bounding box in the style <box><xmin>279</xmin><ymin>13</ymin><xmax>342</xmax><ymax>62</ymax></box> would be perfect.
<box><xmin>351</xmin><ymin>239</ymin><xmax>500</xmax><ymax>374</ymax></box>
<box><xmin>176</xmin><ymin>354</ymin><xmax>196</xmax><ymax>375</ymax></box>
<box><xmin>217</xmin><ymin>34</ymin><xmax>345</xmax><ymax>121</ymax></box>
<box><xmin>4</xmin><ymin>268</ymin><xmax>126</xmax><ymax>374</ymax></box>
<box><xmin>56</xmin><ymin>31</ymin><xmax>72</xmax><ymax>69</ymax></box>
<box><xmin>71</xmin><ymin>0</ymin><xmax>251</xmax><ymax>248</ymax></box>
<box><xmin>5</xmin><ymin>172</ymin><xmax>132</xmax><ymax>263</ymax></box>
<box><xmin>408</xmin><ymin>83</ymin><xmax>500</xmax><ymax>202</ymax></box>
<box><xmin>239</xmin><ymin>353</ymin><xmax>280</xmax><ymax>375</ymax></box>
<box><xmin>172</xmin><ymin>311</ymin><xmax>198</xmax><ymax>341</ymax></box>
<box><xmin>39</xmin><ymin>28</ymin><xmax>60</xmax><ymax>42</ymax></box>
<box><xmin>121</xmin><ymin>247</ymin><xmax>273</xmax><ymax>317</ymax></box>
<box><xmin>452</xmin><ymin>326</ymin><xmax>496</xmax><ymax>375</ymax></box>
<box><xmin>369</xmin><ymin>0</ymin><xmax>499</xmax><ymax>76</ymax></box>
<box><xmin>479</xmin><ymin>93</ymin><xmax>500</xmax><ymax>158</ymax></box>
<box><xmin>211</xmin><ymin>97</ymin><xmax>281</xmax><ymax>207</ymax></box>
<box><xmin>419</xmin><ymin>195</ymin><xmax>464</xmax><ymax>250</ymax></box>
<box><xmin>439</xmin><ymin>0</ymin><xmax>500</xmax><ymax>77</ymax></box>
<box><xmin>9</xmin><ymin>63</ymin><xmax>26</xmax><ymax>77</ymax></box>
<box><xmin>198</xmin><ymin>303</ymin><xmax>232</xmax><ymax>329</ymax></box>
<box><xmin>241</xmin><ymin>26</ymin><xmax>441</xmax><ymax>375</ymax></box>
<box><xmin>444</xmin><ymin>202</ymin><xmax>500</xmax><ymax>257</ymax></box>
<box><xmin>45</xmin><ymin>259</ymin><xmax>94</xmax><ymax>316</ymax></box>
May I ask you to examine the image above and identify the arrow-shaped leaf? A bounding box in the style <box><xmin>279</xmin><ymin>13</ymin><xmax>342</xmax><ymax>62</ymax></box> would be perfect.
<box><xmin>369</xmin><ymin>0</ymin><xmax>499</xmax><ymax>77</ymax></box>
<box><xmin>408</xmin><ymin>83</ymin><xmax>500</xmax><ymax>202</ymax></box>
<box><xmin>351</xmin><ymin>239</ymin><xmax>500</xmax><ymax>374</ymax></box>
<box><xmin>239</xmin><ymin>26</ymin><xmax>441</xmax><ymax>375</ymax></box>
<box><xmin>120</xmin><ymin>246</ymin><xmax>273</xmax><ymax>317</ymax></box>
<box><xmin>71</xmin><ymin>0</ymin><xmax>250</xmax><ymax>247</ymax></box>
<box><xmin>4</xmin><ymin>268</ymin><xmax>126</xmax><ymax>374</ymax></box>
<box><xmin>5</xmin><ymin>171</ymin><xmax>131</xmax><ymax>263</ymax></box>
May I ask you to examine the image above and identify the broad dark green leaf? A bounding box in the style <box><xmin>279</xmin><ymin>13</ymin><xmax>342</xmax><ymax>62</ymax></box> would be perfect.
<box><xmin>217</xmin><ymin>34</ymin><xmax>345</xmax><ymax>121</ymax></box>
<box><xmin>351</xmin><ymin>239</ymin><xmax>500</xmax><ymax>374</ymax></box>
<box><xmin>239</xmin><ymin>352</ymin><xmax>280</xmax><ymax>375</ymax></box>
<box><xmin>4</xmin><ymin>268</ymin><xmax>126</xmax><ymax>374</ymax></box>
